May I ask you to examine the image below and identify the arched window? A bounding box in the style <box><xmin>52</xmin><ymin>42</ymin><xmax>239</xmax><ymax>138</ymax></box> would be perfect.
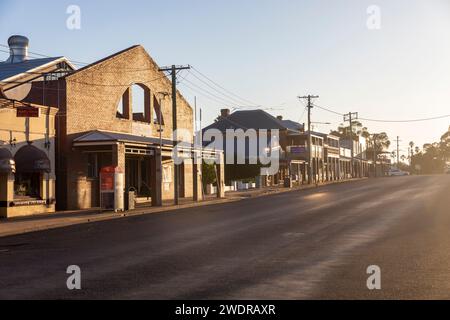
<box><xmin>14</xmin><ymin>145</ymin><xmax>50</xmax><ymax>199</ymax></box>
<box><xmin>116</xmin><ymin>88</ymin><xmax>130</xmax><ymax>120</ymax></box>
<box><xmin>131</xmin><ymin>84</ymin><xmax>151</xmax><ymax>123</ymax></box>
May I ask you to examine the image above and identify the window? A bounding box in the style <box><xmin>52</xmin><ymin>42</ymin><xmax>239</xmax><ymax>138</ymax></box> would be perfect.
<box><xmin>116</xmin><ymin>88</ymin><xmax>130</xmax><ymax>119</ymax></box>
<box><xmin>131</xmin><ymin>84</ymin><xmax>151</xmax><ymax>123</ymax></box>
<box><xmin>87</xmin><ymin>154</ymin><xmax>98</xmax><ymax>179</ymax></box>
<box><xmin>14</xmin><ymin>172</ymin><xmax>41</xmax><ymax>199</ymax></box>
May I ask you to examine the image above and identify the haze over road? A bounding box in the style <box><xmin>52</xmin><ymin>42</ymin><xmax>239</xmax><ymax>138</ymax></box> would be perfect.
<box><xmin>1</xmin><ymin>176</ymin><xmax>449</xmax><ymax>300</ymax></box>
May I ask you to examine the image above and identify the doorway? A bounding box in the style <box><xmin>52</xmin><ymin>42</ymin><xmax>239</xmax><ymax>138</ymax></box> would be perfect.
<box><xmin>125</xmin><ymin>156</ymin><xmax>152</xmax><ymax>198</ymax></box>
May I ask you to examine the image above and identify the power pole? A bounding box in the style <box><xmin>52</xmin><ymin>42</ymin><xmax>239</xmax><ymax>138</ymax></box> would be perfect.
<box><xmin>344</xmin><ymin>112</ymin><xmax>358</xmax><ymax>178</ymax></box>
<box><xmin>159</xmin><ymin>65</ymin><xmax>191</xmax><ymax>205</ymax></box>
<box><xmin>396</xmin><ymin>136</ymin><xmax>401</xmax><ymax>166</ymax></box>
<box><xmin>298</xmin><ymin>95</ymin><xmax>319</xmax><ymax>184</ymax></box>
<box><xmin>372</xmin><ymin>133</ymin><xmax>378</xmax><ymax>178</ymax></box>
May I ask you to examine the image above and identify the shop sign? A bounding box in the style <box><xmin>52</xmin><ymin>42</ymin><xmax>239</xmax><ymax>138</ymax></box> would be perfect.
<box><xmin>16</xmin><ymin>106</ymin><xmax>40</xmax><ymax>118</ymax></box>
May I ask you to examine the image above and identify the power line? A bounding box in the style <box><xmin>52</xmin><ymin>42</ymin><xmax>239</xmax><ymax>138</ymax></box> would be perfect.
<box><xmin>312</xmin><ymin>102</ymin><xmax>450</xmax><ymax>123</ymax></box>
<box><xmin>191</xmin><ymin>66</ymin><xmax>261</xmax><ymax>106</ymax></box>
<box><xmin>181</xmin><ymin>78</ymin><xmax>242</xmax><ymax>107</ymax></box>
<box><xmin>312</xmin><ymin>103</ymin><xmax>345</xmax><ymax>116</ymax></box>
<box><xmin>180</xmin><ymin>81</ymin><xmax>239</xmax><ymax>107</ymax></box>
<box><xmin>188</xmin><ymin>69</ymin><xmax>257</xmax><ymax>107</ymax></box>
<box><xmin>359</xmin><ymin>115</ymin><xmax>450</xmax><ymax>123</ymax></box>
<box><xmin>0</xmin><ymin>44</ymin><xmax>89</xmax><ymax>66</ymax></box>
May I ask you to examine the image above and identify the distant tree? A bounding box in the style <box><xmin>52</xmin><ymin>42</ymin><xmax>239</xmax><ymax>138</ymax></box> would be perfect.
<box><xmin>337</xmin><ymin>121</ymin><xmax>364</xmax><ymax>140</ymax></box>
<box><xmin>366</xmin><ymin>132</ymin><xmax>391</xmax><ymax>161</ymax></box>
<box><xmin>415</xmin><ymin>146</ymin><xmax>421</xmax><ymax>155</ymax></box>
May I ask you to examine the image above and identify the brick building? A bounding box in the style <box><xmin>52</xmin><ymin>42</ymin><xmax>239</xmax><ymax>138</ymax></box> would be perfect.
<box><xmin>2</xmin><ymin>36</ymin><xmax>213</xmax><ymax>211</ymax></box>
<box><xmin>0</xmin><ymin>35</ymin><xmax>68</xmax><ymax>217</ymax></box>
<box><xmin>0</xmin><ymin>99</ymin><xmax>57</xmax><ymax>218</ymax></box>
<box><xmin>52</xmin><ymin>45</ymin><xmax>205</xmax><ymax>210</ymax></box>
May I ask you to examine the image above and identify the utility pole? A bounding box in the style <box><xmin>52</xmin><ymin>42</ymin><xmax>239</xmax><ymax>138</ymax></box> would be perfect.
<box><xmin>159</xmin><ymin>65</ymin><xmax>191</xmax><ymax>205</ymax></box>
<box><xmin>298</xmin><ymin>95</ymin><xmax>319</xmax><ymax>184</ymax></box>
<box><xmin>372</xmin><ymin>133</ymin><xmax>378</xmax><ymax>178</ymax></box>
<box><xmin>396</xmin><ymin>136</ymin><xmax>401</xmax><ymax>166</ymax></box>
<box><xmin>344</xmin><ymin>112</ymin><xmax>358</xmax><ymax>178</ymax></box>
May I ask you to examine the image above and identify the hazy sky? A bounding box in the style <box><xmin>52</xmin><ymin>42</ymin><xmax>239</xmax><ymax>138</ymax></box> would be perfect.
<box><xmin>1</xmin><ymin>0</ymin><xmax>449</xmax><ymax>157</ymax></box>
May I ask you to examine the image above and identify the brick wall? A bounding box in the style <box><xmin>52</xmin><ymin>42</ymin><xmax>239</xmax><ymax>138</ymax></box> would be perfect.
<box><xmin>59</xmin><ymin>45</ymin><xmax>194</xmax><ymax>210</ymax></box>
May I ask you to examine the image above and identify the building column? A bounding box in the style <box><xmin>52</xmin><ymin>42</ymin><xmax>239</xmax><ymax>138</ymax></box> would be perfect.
<box><xmin>193</xmin><ymin>152</ymin><xmax>203</xmax><ymax>202</ymax></box>
<box><xmin>216</xmin><ymin>152</ymin><xmax>225</xmax><ymax>199</ymax></box>
<box><xmin>151</xmin><ymin>149</ymin><xmax>162</xmax><ymax>206</ymax></box>
<box><xmin>0</xmin><ymin>173</ymin><xmax>14</xmax><ymax>218</ymax></box>
<box><xmin>112</xmin><ymin>143</ymin><xmax>126</xmax><ymax>170</ymax></box>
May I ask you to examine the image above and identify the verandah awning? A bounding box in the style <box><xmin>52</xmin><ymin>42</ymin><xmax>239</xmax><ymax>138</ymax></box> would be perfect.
<box><xmin>14</xmin><ymin>145</ymin><xmax>51</xmax><ymax>173</ymax></box>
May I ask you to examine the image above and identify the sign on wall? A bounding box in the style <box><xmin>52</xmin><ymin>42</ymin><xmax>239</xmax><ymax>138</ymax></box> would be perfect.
<box><xmin>16</xmin><ymin>106</ymin><xmax>40</xmax><ymax>118</ymax></box>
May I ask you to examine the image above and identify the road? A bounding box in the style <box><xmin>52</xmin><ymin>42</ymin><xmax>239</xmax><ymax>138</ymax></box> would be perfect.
<box><xmin>1</xmin><ymin>175</ymin><xmax>450</xmax><ymax>300</ymax></box>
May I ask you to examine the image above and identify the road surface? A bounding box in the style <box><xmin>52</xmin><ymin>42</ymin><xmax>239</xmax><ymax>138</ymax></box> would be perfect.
<box><xmin>1</xmin><ymin>175</ymin><xmax>450</xmax><ymax>299</ymax></box>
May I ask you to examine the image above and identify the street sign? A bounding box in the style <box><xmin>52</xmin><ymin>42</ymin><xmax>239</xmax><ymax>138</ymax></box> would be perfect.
<box><xmin>16</xmin><ymin>106</ymin><xmax>40</xmax><ymax>118</ymax></box>
<box><xmin>289</xmin><ymin>146</ymin><xmax>307</xmax><ymax>154</ymax></box>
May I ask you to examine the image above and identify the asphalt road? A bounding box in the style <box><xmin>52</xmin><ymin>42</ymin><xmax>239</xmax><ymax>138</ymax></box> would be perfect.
<box><xmin>1</xmin><ymin>175</ymin><xmax>450</xmax><ymax>300</ymax></box>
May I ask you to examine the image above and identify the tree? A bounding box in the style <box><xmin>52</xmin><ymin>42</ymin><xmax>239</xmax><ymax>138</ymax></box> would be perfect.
<box><xmin>337</xmin><ymin>121</ymin><xmax>364</xmax><ymax>140</ymax></box>
<box><xmin>366</xmin><ymin>132</ymin><xmax>391</xmax><ymax>161</ymax></box>
<box><xmin>202</xmin><ymin>162</ymin><xmax>217</xmax><ymax>187</ymax></box>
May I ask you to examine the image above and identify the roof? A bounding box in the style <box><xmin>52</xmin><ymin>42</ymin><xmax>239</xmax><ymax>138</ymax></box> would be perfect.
<box><xmin>64</xmin><ymin>45</ymin><xmax>140</xmax><ymax>79</ymax></box>
<box><xmin>73</xmin><ymin>130</ymin><xmax>175</xmax><ymax>146</ymax></box>
<box><xmin>0</xmin><ymin>98</ymin><xmax>54</xmax><ymax>111</ymax></box>
<box><xmin>281</xmin><ymin>119</ymin><xmax>304</xmax><ymax>131</ymax></box>
<box><xmin>204</xmin><ymin>109</ymin><xmax>297</xmax><ymax>133</ymax></box>
<box><xmin>0</xmin><ymin>57</ymin><xmax>66</xmax><ymax>82</ymax></box>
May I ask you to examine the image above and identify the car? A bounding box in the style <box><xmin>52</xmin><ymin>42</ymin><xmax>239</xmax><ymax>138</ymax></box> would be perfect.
<box><xmin>388</xmin><ymin>168</ymin><xmax>410</xmax><ymax>177</ymax></box>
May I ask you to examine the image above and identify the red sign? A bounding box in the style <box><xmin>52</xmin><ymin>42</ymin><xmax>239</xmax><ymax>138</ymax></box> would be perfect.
<box><xmin>16</xmin><ymin>106</ymin><xmax>40</xmax><ymax>118</ymax></box>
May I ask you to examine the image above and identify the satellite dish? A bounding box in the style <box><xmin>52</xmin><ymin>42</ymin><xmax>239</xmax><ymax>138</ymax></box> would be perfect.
<box><xmin>2</xmin><ymin>82</ymin><xmax>32</xmax><ymax>101</ymax></box>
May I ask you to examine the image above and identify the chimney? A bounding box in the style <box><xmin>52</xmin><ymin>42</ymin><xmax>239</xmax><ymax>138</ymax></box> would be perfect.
<box><xmin>277</xmin><ymin>116</ymin><xmax>283</xmax><ymax>121</ymax></box>
<box><xmin>220</xmin><ymin>109</ymin><xmax>230</xmax><ymax>118</ymax></box>
<box><xmin>6</xmin><ymin>35</ymin><xmax>29</xmax><ymax>64</ymax></box>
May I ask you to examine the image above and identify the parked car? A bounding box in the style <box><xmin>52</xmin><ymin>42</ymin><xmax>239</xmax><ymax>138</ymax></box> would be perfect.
<box><xmin>388</xmin><ymin>168</ymin><xmax>410</xmax><ymax>177</ymax></box>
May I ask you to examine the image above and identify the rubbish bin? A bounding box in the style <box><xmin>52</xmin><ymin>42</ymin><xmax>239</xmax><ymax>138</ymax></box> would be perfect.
<box><xmin>284</xmin><ymin>177</ymin><xmax>292</xmax><ymax>188</ymax></box>
<box><xmin>125</xmin><ymin>187</ymin><xmax>137</xmax><ymax>211</ymax></box>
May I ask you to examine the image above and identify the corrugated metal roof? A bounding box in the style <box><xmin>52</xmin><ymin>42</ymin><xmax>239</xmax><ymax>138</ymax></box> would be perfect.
<box><xmin>281</xmin><ymin>119</ymin><xmax>304</xmax><ymax>131</ymax></box>
<box><xmin>0</xmin><ymin>57</ymin><xmax>64</xmax><ymax>82</ymax></box>
<box><xmin>227</xmin><ymin>110</ymin><xmax>287</xmax><ymax>130</ymax></box>
<box><xmin>204</xmin><ymin>109</ymin><xmax>297</xmax><ymax>133</ymax></box>
<box><xmin>73</xmin><ymin>130</ymin><xmax>175</xmax><ymax>146</ymax></box>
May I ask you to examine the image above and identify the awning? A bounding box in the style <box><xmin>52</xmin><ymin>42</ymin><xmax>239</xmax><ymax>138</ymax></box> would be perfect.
<box><xmin>0</xmin><ymin>148</ymin><xmax>15</xmax><ymax>173</ymax></box>
<box><xmin>14</xmin><ymin>145</ymin><xmax>51</xmax><ymax>173</ymax></box>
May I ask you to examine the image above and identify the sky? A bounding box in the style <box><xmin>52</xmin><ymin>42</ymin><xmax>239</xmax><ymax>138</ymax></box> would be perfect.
<box><xmin>1</xmin><ymin>0</ymin><xmax>449</xmax><ymax>158</ymax></box>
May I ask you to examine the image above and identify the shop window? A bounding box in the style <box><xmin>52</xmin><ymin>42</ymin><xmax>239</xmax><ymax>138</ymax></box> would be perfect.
<box><xmin>131</xmin><ymin>84</ymin><xmax>151</xmax><ymax>123</ymax></box>
<box><xmin>87</xmin><ymin>154</ymin><xmax>98</xmax><ymax>179</ymax></box>
<box><xmin>14</xmin><ymin>172</ymin><xmax>41</xmax><ymax>199</ymax></box>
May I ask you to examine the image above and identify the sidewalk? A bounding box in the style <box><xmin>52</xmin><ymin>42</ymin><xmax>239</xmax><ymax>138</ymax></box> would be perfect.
<box><xmin>0</xmin><ymin>178</ymin><xmax>367</xmax><ymax>238</ymax></box>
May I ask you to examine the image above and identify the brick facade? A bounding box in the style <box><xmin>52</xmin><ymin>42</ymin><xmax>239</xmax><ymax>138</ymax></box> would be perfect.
<box><xmin>45</xmin><ymin>45</ymin><xmax>194</xmax><ymax>210</ymax></box>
